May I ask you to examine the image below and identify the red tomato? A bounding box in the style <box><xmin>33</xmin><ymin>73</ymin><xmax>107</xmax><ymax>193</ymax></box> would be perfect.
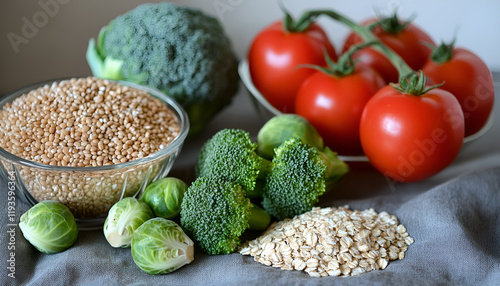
<box><xmin>248</xmin><ymin>20</ymin><xmax>337</xmax><ymax>113</ymax></box>
<box><xmin>295</xmin><ymin>65</ymin><xmax>385</xmax><ymax>156</ymax></box>
<box><xmin>360</xmin><ymin>85</ymin><xmax>464</xmax><ymax>182</ymax></box>
<box><xmin>422</xmin><ymin>47</ymin><xmax>495</xmax><ymax>137</ymax></box>
<box><xmin>342</xmin><ymin>18</ymin><xmax>435</xmax><ymax>84</ymax></box>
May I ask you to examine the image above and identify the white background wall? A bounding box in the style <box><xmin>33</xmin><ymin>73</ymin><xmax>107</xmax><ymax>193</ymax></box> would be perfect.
<box><xmin>1</xmin><ymin>0</ymin><xmax>499</xmax><ymax>95</ymax></box>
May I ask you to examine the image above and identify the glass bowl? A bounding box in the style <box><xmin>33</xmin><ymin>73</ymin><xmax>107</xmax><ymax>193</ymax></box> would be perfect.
<box><xmin>239</xmin><ymin>59</ymin><xmax>495</xmax><ymax>162</ymax></box>
<box><xmin>0</xmin><ymin>78</ymin><xmax>189</xmax><ymax>230</ymax></box>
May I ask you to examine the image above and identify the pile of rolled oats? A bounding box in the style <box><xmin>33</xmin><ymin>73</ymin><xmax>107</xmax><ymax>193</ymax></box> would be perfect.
<box><xmin>239</xmin><ymin>206</ymin><xmax>414</xmax><ymax>277</ymax></box>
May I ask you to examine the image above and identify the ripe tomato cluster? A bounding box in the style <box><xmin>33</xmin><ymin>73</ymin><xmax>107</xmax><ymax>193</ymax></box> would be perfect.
<box><xmin>247</xmin><ymin>9</ymin><xmax>495</xmax><ymax>182</ymax></box>
<box><xmin>248</xmin><ymin>20</ymin><xmax>337</xmax><ymax>113</ymax></box>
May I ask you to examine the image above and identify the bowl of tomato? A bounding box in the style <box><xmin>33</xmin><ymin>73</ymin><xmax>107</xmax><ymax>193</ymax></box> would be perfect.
<box><xmin>239</xmin><ymin>59</ymin><xmax>495</xmax><ymax>164</ymax></box>
<box><xmin>240</xmin><ymin>7</ymin><xmax>496</xmax><ymax>182</ymax></box>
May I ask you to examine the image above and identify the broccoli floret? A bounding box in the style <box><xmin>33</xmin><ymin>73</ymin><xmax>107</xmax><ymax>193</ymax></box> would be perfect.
<box><xmin>195</xmin><ymin>128</ymin><xmax>349</xmax><ymax>221</ymax></box>
<box><xmin>261</xmin><ymin>137</ymin><xmax>349</xmax><ymax>221</ymax></box>
<box><xmin>196</xmin><ymin>129</ymin><xmax>269</xmax><ymax>198</ymax></box>
<box><xmin>180</xmin><ymin>176</ymin><xmax>271</xmax><ymax>255</ymax></box>
<box><xmin>86</xmin><ymin>2</ymin><xmax>239</xmax><ymax>136</ymax></box>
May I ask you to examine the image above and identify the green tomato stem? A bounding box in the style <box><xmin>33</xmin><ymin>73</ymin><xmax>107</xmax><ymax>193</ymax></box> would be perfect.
<box><xmin>279</xmin><ymin>7</ymin><xmax>415</xmax><ymax>82</ymax></box>
<box><xmin>376</xmin><ymin>12</ymin><xmax>414</xmax><ymax>34</ymax></box>
<box><xmin>291</xmin><ymin>9</ymin><xmax>450</xmax><ymax>96</ymax></box>
<box><xmin>290</xmin><ymin>9</ymin><xmax>413</xmax><ymax>80</ymax></box>
<box><xmin>297</xmin><ymin>41</ymin><xmax>379</xmax><ymax>77</ymax></box>
<box><xmin>336</xmin><ymin>41</ymin><xmax>378</xmax><ymax>74</ymax></box>
<box><xmin>390</xmin><ymin>71</ymin><xmax>444</xmax><ymax>96</ymax></box>
<box><xmin>429</xmin><ymin>37</ymin><xmax>456</xmax><ymax>64</ymax></box>
<box><xmin>279</xmin><ymin>2</ymin><xmax>323</xmax><ymax>33</ymax></box>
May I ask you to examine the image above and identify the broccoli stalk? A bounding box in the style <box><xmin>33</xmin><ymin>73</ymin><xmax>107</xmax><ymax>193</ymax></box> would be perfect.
<box><xmin>86</xmin><ymin>2</ymin><xmax>239</xmax><ymax>136</ymax></box>
<box><xmin>247</xmin><ymin>204</ymin><xmax>273</xmax><ymax>231</ymax></box>
<box><xmin>180</xmin><ymin>176</ymin><xmax>271</xmax><ymax>255</ymax></box>
<box><xmin>86</xmin><ymin>27</ymin><xmax>123</xmax><ymax>81</ymax></box>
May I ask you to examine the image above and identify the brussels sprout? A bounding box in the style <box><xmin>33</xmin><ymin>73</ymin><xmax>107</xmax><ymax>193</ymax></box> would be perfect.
<box><xmin>257</xmin><ymin>114</ymin><xmax>324</xmax><ymax>159</ymax></box>
<box><xmin>140</xmin><ymin>177</ymin><xmax>187</xmax><ymax>219</ymax></box>
<box><xmin>103</xmin><ymin>197</ymin><xmax>154</xmax><ymax>248</ymax></box>
<box><xmin>131</xmin><ymin>217</ymin><xmax>194</xmax><ymax>274</ymax></box>
<box><xmin>19</xmin><ymin>200</ymin><xmax>78</xmax><ymax>254</ymax></box>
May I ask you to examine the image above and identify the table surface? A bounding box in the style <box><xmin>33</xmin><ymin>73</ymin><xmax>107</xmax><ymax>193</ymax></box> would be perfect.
<box><xmin>1</xmin><ymin>69</ymin><xmax>499</xmax><ymax>285</ymax></box>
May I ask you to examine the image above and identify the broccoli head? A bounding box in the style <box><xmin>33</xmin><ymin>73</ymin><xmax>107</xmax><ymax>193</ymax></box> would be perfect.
<box><xmin>261</xmin><ymin>137</ymin><xmax>349</xmax><ymax>220</ymax></box>
<box><xmin>180</xmin><ymin>176</ymin><xmax>270</xmax><ymax>255</ymax></box>
<box><xmin>86</xmin><ymin>2</ymin><xmax>239</xmax><ymax>136</ymax></box>
<box><xmin>195</xmin><ymin>128</ymin><xmax>349</xmax><ymax>221</ymax></box>
<box><xmin>195</xmin><ymin>129</ymin><xmax>268</xmax><ymax>197</ymax></box>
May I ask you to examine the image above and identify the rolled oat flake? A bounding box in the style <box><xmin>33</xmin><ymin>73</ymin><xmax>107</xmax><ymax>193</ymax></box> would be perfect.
<box><xmin>239</xmin><ymin>206</ymin><xmax>414</xmax><ymax>277</ymax></box>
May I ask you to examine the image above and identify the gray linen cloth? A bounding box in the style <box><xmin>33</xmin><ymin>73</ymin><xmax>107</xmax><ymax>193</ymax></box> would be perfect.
<box><xmin>1</xmin><ymin>165</ymin><xmax>499</xmax><ymax>286</ymax></box>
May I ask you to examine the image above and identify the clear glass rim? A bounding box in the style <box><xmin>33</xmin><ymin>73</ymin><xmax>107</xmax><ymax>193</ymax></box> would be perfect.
<box><xmin>0</xmin><ymin>77</ymin><xmax>190</xmax><ymax>171</ymax></box>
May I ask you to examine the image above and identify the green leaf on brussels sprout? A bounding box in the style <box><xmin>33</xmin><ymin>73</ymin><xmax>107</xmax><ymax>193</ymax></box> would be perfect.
<box><xmin>257</xmin><ymin>114</ymin><xmax>324</xmax><ymax>159</ymax></box>
<box><xmin>131</xmin><ymin>217</ymin><xmax>194</xmax><ymax>274</ymax></box>
<box><xmin>103</xmin><ymin>197</ymin><xmax>154</xmax><ymax>248</ymax></box>
<box><xmin>19</xmin><ymin>200</ymin><xmax>78</xmax><ymax>254</ymax></box>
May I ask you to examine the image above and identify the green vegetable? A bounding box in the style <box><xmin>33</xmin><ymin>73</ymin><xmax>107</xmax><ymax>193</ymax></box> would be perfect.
<box><xmin>141</xmin><ymin>177</ymin><xmax>187</xmax><ymax>219</ymax></box>
<box><xmin>196</xmin><ymin>129</ymin><xmax>267</xmax><ymax>198</ymax></box>
<box><xmin>180</xmin><ymin>176</ymin><xmax>271</xmax><ymax>255</ymax></box>
<box><xmin>86</xmin><ymin>2</ymin><xmax>239</xmax><ymax>136</ymax></box>
<box><xmin>257</xmin><ymin>114</ymin><xmax>324</xmax><ymax>159</ymax></box>
<box><xmin>261</xmin><ymin>137</ymin><xmax>349</xmax><ymax>220</ymax></box>
<box><xmin>103</xmin><ymin>197</ymin><xmax>154</xmax><ymax>248</ymax></box>
<box><xmin>194</xmin><ymin>127</ymin><xmax>349</xmax><ymax>221</ymax></box>
<box><xmin>19</xmin><ymin>200</ymin><xmax>78</xmax><ymax>254</ymax></box>
<box><xmin>131</xmin><ymin>217</ymin><xmax>194</xmax><ymax>274</ymax></box>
